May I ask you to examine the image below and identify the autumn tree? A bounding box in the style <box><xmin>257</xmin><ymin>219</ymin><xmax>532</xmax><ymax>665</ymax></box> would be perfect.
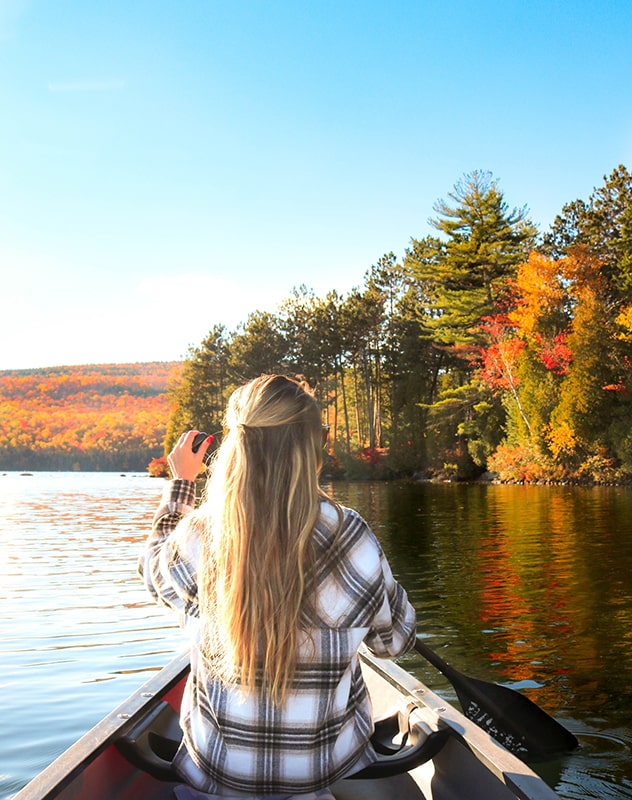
<box><xmin>547</xmin><ymin>249</ymin><xmax>629</xmax><ymax>473</ymax></box>
<box><xmin>502</xmin><ymin>252</ymin><xmax>571</xmax><ymax>451</ymax></box>
<box><xmin>542</xmin><ymin>167</ymin><xmax>632</xmax><ymax>475</ymax></box>
<box><xmin>0</xmin><ymin>364</ymin><xmax>179</xmax><ymax>471</ymax></box>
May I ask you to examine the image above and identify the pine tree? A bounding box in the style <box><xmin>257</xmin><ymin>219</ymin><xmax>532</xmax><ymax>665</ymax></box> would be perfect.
<box><xmin>403</xmin><ymin>171</ymin><xmax>535</xmax><ymax>475</ymax></box>
<box><xmin>165</xmin><ymin>325</ymin><xmax>230</xmax><ymax>451</ymax></box>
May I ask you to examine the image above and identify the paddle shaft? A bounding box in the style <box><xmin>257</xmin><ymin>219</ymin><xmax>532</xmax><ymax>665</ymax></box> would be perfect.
<box><xmin>414</xmin><ymin>638</ymin><xmax>466</xmax><ymax>685</ymax></box>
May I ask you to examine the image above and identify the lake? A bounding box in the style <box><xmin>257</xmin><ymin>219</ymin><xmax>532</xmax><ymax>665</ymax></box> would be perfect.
<box><xmin>1</xmin><ymin>472</ymin><xmax>631</xmax><ymax>799</ymax></box>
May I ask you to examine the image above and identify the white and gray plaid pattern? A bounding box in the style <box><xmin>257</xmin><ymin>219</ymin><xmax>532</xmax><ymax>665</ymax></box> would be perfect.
<box><xmin>140</xmin><ymin>480</ymin><xmax>416</xmax><ymax>795</ymax></box>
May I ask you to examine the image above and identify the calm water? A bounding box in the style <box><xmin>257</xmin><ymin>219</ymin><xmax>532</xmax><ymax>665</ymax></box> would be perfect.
<box><xmin>1</xmin><ymin>473</ymin><xmax>631</xmax><ymax>799</ymax></box>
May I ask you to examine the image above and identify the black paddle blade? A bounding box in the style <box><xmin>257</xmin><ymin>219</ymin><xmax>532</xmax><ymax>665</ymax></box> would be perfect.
<box><xmin>414</xmin><ymin>637</ymin><xmax>579</xmax><ymax>762</ymax></box>
<box><xmin>452</xmin><ymin>672</ymin><xmax>578</xmax><ymax>761</ymax></box>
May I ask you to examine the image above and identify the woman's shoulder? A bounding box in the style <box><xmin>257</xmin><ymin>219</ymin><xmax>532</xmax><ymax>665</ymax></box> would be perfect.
<box><xmin>318</xmin><ymin>497</ymin><xmax>361</xmax><ymax>528</ymax></box>
<box><xmin>317</xmin><ymin>499</ymin><xmax>381</xmax><ymax>554</ymax></box>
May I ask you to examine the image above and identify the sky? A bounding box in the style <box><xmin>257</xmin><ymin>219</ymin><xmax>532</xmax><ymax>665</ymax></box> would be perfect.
<box><xmin>1</xmin><ymin>0</ymin><xmax>631</xmax><ymax>371</ymax></box>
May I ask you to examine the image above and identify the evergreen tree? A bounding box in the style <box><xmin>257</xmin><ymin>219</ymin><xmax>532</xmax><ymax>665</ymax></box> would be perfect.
<box><xmin>403</xmin><ymin>171</ymin><xmax>535</xmax><ymax>475</ymax></box>
<box><xmin>543</xmin><ymin>164</ymin><xmax>632</xmax><ymax>295</ymax></box>
<box><xmin>279</xmin><ymin>286</ymin><xmax>338</xmax><ymax>389</ymax></box>
<box><xmin>408</xmin><ymin>170</ymin><xmax>536</xmax><ymax>348</ymax></box>
<box><xmin>228</xmin><ymin>310</ymin><xmax>289</xmax><ymax>381</ymax></box>
<box><xmin>166</xmin><ymin>325</ymin><xmax>230</xmax><ymax>451</ymax></box>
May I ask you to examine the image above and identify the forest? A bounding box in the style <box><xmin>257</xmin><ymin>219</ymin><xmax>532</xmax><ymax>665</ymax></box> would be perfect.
<box><xmin>0</xmin><ymin>362</ymin><xmax>181</xmax><ymax>471</ymax></box>
<box><xmin>2</xmin><ymin>168</ymin><xmax>630</xmax><ymax>482</ymax></box>
<box><xmin>168</xmin><ymin>166</ymin><xmax>632</xmax><ymax>484</ymax></box>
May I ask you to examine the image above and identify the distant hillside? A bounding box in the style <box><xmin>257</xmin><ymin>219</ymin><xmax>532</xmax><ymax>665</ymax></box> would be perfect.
<box><xmin>0</xmin><ymin>362</ymin><xmax>183</xmax><ymax>471</ymax></box>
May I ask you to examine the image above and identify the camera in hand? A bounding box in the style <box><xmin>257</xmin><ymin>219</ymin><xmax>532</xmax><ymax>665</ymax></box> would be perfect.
<box><xmin>191</xmin><ymin>432</ymin><xmax>216</xmax><ymax>465</ymax></box>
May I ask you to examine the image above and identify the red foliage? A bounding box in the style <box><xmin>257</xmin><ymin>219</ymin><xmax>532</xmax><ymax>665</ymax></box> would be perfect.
<box><xmin>359</xmin><ymin>447</ymin><xmax>387</xmax><ymax>465</ymax></box>
<box><xmin>478</xmin><ymin>315</ymin><xmax>525</xmax><ymax>391</ymax></box>
<box><xmin>479</xmin><ymin>338</ymin><xmax>525</xmax><ymax>390</ymax></box>
<box><xmin>536</xmin><ymin>333</ymin><xmax>573</xmax><ymax>375</ymax></box>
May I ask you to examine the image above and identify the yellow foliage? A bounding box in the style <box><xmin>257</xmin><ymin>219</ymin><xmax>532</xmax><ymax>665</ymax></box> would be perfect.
<box><xmin>615</xmin><ymin>306</ymin><xmax>632</xmax><ymax>342</ymax></box>
<box><xmin>546</xmin><ymin>420</ymin><xmax>578</xmax><ymax>460</ymax></box>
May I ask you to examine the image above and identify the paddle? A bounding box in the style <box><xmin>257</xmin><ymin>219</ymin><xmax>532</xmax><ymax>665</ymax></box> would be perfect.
<box><xmin>414</xmin><ymin>636</ymin><xmax>579</xmax><ymax>762</ymax></box>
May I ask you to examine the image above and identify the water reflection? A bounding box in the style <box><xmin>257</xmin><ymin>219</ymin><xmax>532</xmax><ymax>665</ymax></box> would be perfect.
<box><xmin>2</xmin><ymin>474</ymin><xmax>632</xmax><ymax>798</ymax></box>
<box><xmin>329</xmin><ymin>481</ymin><xmax>632</xmax><ymax>798</ymax></box>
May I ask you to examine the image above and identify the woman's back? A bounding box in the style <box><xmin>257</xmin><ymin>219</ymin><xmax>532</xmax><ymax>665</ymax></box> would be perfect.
<box><xmin>140</xmin><ymin>375</ymin><xmax>417</xmax><ymax>795</ymax></box>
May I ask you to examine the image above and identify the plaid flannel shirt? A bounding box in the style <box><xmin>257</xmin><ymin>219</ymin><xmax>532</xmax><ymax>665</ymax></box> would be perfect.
<box><xmin>139</xmin><ymin>479</ymin><xmax>417</xmax><ymax>795</ymax></box>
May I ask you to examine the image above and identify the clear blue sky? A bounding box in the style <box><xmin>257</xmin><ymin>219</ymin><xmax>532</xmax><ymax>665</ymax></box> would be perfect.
<box><xmin>1</xmin><ymin>0</ymin><xmax>630</xmax><ymax>370</ymax></box>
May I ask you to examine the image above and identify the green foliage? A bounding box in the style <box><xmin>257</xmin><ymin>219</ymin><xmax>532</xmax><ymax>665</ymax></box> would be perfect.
<box><xmin>229</xmin><ymin>311</ymin><xmax>289</xmax><ymax>381</ymax></box>
<box><xmin>397</xmin><ymin>171</ymin><xmax>537</xmax><ymax>477</ymax></box>
<box><xmin>405</xmin><ymin>170</ymin><xmax>536</xmax><ymax>348</ymax></box>
<box><xmin>166</xmin><ymin>326</ymin><xmax>229</xmax><ymax>452</ymax></box>
<box><xmin>543</xmin><ymin>164</ymin><xmax>632</xmax><ymax>295</ymax></box>
<box><xmin>608</xmin><ymin>418</ymin><xmax>632</xmax><ymax>475</ymax></box>
<box><xmin>460</xmin><ymin>395</ymin><xmax>506</xmax><ymax>468</ymax></box>
<box><xmin>163</xmin><ymin>167</ymin><xmax>631</xmax><ymax>485</ymax></box>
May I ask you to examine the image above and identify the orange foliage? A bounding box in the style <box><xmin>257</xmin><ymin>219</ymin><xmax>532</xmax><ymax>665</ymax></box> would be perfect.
<box><xmin>508</xmin><ymin>252</ymin><xmax>567</xmax><ymax>337</ymax></box>
<box><xmin>147</xmin><ymin>456</ymin><xmax>170</xmax><ymax>478</ymax></box>
<box><xmin>506</xmin><ymin>253</ymin><xmax>574</xmax><ymax>376</ymax></box>
<box><xmin>0</xmin><ymin>362</ymin><xmax>182</xmax><ymax>471</ymax></box>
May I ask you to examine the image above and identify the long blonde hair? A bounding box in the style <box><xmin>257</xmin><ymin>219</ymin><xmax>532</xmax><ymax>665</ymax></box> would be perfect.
<box><xmin>197</xmin><ymin>375</ymin><xmax>325</xmax><ymax>704</ymax></box>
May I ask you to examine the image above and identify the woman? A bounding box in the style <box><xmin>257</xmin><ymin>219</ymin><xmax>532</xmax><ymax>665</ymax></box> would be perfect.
<box><xmin>140</xmin><ymin>375</ymin><xmax>417</xmax><ymax>799</ymax></box>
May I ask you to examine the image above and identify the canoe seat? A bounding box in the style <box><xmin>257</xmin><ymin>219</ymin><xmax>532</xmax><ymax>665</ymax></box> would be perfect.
<box><xmin>117</xmin><ymin>700</ymin><xmax>182</xmax><ymax>781</ymax></box>
<box><xmin>116</xmin><ymin>700</ymin><xmax>451</xmax><ymax>783</ymax></box>
<box><xmin>349</xmin><ymin>706</ymin><xmax>452</xmax><ymax>779</ymax></box>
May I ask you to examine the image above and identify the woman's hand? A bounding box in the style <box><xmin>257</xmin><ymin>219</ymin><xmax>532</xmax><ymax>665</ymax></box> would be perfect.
<box><xmin>167</xmin><ymin>431</ymin><xmax>213</xmax><ymax>482</ymax></box>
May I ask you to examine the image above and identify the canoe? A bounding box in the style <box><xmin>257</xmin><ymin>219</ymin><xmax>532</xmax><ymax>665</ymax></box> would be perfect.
<box><xmin>13</xmin><ymin>648</ymin><xmax>562</xmax><ymax>800</ymax></box>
